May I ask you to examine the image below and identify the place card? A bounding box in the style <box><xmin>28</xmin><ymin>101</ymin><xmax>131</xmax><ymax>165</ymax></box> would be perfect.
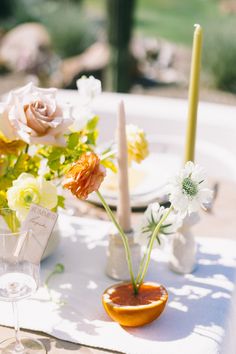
<box><xmin>16</xmin><ymin>204</ymin><xmax>58</xmax><ymax>264</ymax></box>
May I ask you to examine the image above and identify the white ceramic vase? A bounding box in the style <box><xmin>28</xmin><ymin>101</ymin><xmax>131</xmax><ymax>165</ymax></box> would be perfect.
<box><xmin>168</xmin><ymin>213</ymin><xmax>199</xmax><ymax>274</ymax></box>
<box><xmin>106</xmin><ymin>229</ymin><xmax>141</xmax><ymax>280</ymax></box>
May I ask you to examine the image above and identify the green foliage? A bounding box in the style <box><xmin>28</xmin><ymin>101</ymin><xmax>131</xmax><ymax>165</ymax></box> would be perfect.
<box><xmin>12</xmin><ymin>154</ymin><xmax>29</xmax><ymax>178</ymax></box>
<box><xmin>47</xmin><ymin>148</ymin><xmax>65</xmax><ymax>172</ymax></box>
<box><xmin>99</xmin><ymin>142</ymin><xmax>118</xmax><ymax>173</ymax></box>
<box><xmin>0</xmin><ymin>191</ymin><xmax>8</xmax><ymax>209</ymax></box>
<box><xmin>203</xmin><ymin>23</ymin><xmax>236</xmax><ymax>93</ymax></box>
<box><xmin>52</xmin><ymin>195</ymin><xmax>65</xmax><ymax>212</ymax></box>
<box><xmin>0</xmin><ymin>0</ymin><xmax>96</xmax><ymax>59</ymax></box>
<box><xmin>67</xmin><ymin>133</ymin><xmax>79</xmax><ymax>150</ymax></box>
<box><xmin>38</xmin><ymin>116</ymin><xmax>99</xmax><ymax>179</ymax></box>
<box><xmin>101</xmin><ymin>159</ymin><xmax>117</xmax><ymax>173</ymax></box>
<box><xmin>0</xmin><ymin>153</ymin><xmax>40</xmax><ymax>191</ymax></box>
<box><xmin>84</xmin><ymin>116</ymin><xmax>99</xmax><ymax>145</ymax></box>
<box><xmin>57</xmin><ymin>195</ymin><xmax>65</xmax><ymax>209</ymax></box>
<box><xmin>45</xmin><ymin>262</ymin><xmax>65</xmax><ymax>289</ymax></box>
<box><xmin>86</xmin><ymin>116</ymin><xmax>99</xmax><ymax>131</ymax></box>
<box><xmin>0</xmin><ymin>176</ymin><xmax>12</xmax><ymax>191</ymax></box>
<box><xmin>25</xmin><ymin>155</ymin><xmax>41</xmax><ymax>176</ymax></box>
<box><xmin>42</xmin><ymin>2</ymin><xmax>96</xmax><ymax>58</ymax></box>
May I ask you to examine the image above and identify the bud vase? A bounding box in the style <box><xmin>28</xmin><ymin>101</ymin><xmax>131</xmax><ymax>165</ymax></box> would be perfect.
<box><xmin>106</xmin><ymin>230</ymin><xmax>141</xmax><ymax>280</ymax></box>
<box><xmin>168</xmin><ymin>213</ymin><xmax>199</xmax><ymax>274</ymax></box>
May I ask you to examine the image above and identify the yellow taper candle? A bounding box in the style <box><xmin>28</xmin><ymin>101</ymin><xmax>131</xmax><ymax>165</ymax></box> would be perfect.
<box><xmin>184</xmin><ymin>24</ymin><xmax>203</xmax><ymax>163</ymax></box>
<box><xmin>117</xmin><ymin>100</ymin><xmax>132</xmax><ymax>232</ymax></box>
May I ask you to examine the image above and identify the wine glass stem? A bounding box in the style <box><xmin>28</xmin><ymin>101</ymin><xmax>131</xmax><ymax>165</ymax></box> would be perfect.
<box><xmin>12</xmin><ymin>301</ymin><xmax>24</xmax><ymax>352</ymax></box>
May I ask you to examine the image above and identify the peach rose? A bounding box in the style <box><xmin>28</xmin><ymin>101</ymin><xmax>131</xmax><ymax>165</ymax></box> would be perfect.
<box><xmin>0</xmin><ymin>82</ymin><xmax>73</xmax><ymax>145</ymax></box>
<box><xmin>63</xmin><ymin>152</ymin><xmax>106</xmax><ymax>200</ymax></box>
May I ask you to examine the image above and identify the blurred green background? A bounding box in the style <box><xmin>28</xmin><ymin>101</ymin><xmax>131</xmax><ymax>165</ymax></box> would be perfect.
<box><xmin>0</xmin><ymin>0</ymin><xmax>236</xmax><ymax>101</ymax></box>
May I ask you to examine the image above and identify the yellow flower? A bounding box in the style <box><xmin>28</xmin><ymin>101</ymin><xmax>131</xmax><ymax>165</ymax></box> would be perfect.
<box><xmin>63</xmin><ymin>152</ymin><xmax>106</xmax><ymax>200</ymax></box>
<box><xmin>7</xmin><ymin>173</ymin><xmax>57</xmax><ymax>221</ymax></box>
<box><xmin>0</xmin><ymin>136</ymin><xmax>26</xmax><ymax>155</ymax></box>
<box><xmin>126</xmin><ymin>125</ymin><xmax>149</xmax><ymax>164</ymax></box>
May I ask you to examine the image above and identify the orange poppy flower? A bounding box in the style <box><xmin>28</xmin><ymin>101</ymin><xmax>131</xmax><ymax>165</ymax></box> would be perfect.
<box><xmin>63</xmin><ymin>152</ymin><xmax>106</xmax><ymax>200</ymax></box>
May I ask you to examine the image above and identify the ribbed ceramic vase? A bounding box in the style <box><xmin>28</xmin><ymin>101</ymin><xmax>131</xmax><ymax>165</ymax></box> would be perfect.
<box><xmin>168</xmin><ymin>213</ymin><xmax>200</xmax><ymax>274</ymax></box>
<box><xmin>106</xmin><ymin>230</ymin><xmax>141</xmax><ymax>280</ymax></box>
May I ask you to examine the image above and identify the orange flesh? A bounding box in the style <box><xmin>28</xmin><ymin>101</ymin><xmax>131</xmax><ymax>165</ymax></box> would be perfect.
<box><xmin>109</xmin><ymin>283</ymin><xmax>166</xmax><ymax>306</ymax></box>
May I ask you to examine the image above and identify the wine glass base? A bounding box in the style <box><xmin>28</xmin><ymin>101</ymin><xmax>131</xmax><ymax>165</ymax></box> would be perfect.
<box><xmin>0</xmin><ymin>337</ymin><xmax>46</xmax><ymax>353</ymax></box>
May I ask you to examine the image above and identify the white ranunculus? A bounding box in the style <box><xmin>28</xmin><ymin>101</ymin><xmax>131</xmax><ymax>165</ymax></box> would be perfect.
<box><xmin>0</xmin><ymin>82</ymin><xmax>73</xmax><ymax>145</ymax></box>
<box><xmin>135</xmin><ymin>202</ymin><xmax>182</xmax><ymax>248</ymax></box>
<box><xmin>168</xmin><ymin>161</ymin><xmax>213</xmax><ymax>216</ymax></box>
<box><xmin>76</xmin><ymin>75</ymin><xmax>101</xmax><ymax>102</ymax></box>
<box><xmin>7</xmin><ymin>173</ymin><xmax>57</xmax><ymax>221</ymax></box>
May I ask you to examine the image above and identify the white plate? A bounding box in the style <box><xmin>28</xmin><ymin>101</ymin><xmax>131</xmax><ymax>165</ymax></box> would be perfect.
<box><xmin>88</xmin><ymin>149</ymin><xmax>181</xmax><ymax>208</ymax></box>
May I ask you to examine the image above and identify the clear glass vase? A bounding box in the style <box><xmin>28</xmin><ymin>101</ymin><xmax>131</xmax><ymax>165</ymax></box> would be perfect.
<box><xmin>0</xmin><ymin>208</ymin><xmax>46</xmax><ymax>354</ymax></box>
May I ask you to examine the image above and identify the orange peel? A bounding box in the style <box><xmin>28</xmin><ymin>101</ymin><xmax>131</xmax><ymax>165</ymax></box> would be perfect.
<box><xmin>102</xmin><ymin>282</ymin><xmax>168</xmax><ymax>327</ymax></box>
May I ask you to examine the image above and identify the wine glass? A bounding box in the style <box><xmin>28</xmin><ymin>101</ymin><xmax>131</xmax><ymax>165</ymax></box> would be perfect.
<box><xmin>0</xmin><ymin>208</ymin><xmax>46</xmax><ymax>354</ymax></box>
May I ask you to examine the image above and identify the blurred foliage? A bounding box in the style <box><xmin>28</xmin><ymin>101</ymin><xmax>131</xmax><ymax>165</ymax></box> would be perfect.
<box><xmin>0</xmin><ymin>0</ymin><xmax>96</xmax><ymax>58</ymax></box>
<box><xmin>86</xmin><ymin>0</ymin><xmax>236</xmax><ymax>46</ymax></box>
<box><xmin>0</xmin><ymin>0</ymin><xmax>16</xmax><ymax>19</ymax></box>
<box><xmin>42</xmin><ymin>3</ymin><xmax>96</xmax><ymax>58</ymax></box>
<box><xmin>203</xmin><ymin>23</ymin><xmax>236</xmax><ymax>93</ymax></box>
<box><xmin>1</xmin><ymin>0</ymin><xmax>236</xmax><ymax>93</ymax></box>
<box><xmin>86</xmin><ymin>0</ymin><xmax>236</xmax><ymax>93</ymax></box>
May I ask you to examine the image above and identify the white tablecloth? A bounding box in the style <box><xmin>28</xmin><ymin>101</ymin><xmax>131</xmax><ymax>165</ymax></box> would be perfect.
<box><xmin>0</xmin><ymin>214</ymin><xmax>235</xmax><ymax>354</ymax></box>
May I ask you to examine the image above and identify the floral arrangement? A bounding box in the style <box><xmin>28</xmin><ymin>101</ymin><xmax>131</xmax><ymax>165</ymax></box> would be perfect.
<box><xmin>63</xmin><ymin>153</ymin><xmax>212</xmax><ymax>294</ymax></box>
<box><xmin>0</xmin><ymin>77</ymin><xmax>149</xmax><ymax>231</ymax></box>
<box><xmin>0</xmin><ymin>77</ymin><xmax>103</xmax><ymax>228</ymax></box>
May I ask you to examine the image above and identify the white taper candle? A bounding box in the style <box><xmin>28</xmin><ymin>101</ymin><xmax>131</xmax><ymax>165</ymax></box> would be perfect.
<box><xmin>117</xmin><ymin>101</ymin><xmax>132</xmax><ymax>232</ymax></box>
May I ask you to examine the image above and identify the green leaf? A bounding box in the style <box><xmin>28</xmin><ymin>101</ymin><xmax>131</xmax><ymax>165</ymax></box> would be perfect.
<box><xmin>47</xmin><ymin>148</ymin><xmax>64</xmax><ymax>172</ymax></box>
<box><xmin>48</xmin><ymin>159</ymin><xmax>61</xmax><ymax>171</ymax></box>
<box><xmin>13</xmin><ymin>153</ymin><xmax>29</xmax><ymax>178</ymax></box>
<box><xmin>101</xmin><ymin>159</ymin><xmax>117</xmax><ymax>173</ymax></box>
<box><xmin>57</xmin><ymin>195</ymin><xmax>65</xmax><ymax>209</ymax></box>
<box><xmin>0</xmin><ymin>176</ymin><xmax>12</xmax><ymax>190</ymax></box>
<box><xmin>52</xmin><ymin>195</ymin><xmax>65</xmax><ymax>212</ymax></box>
<box><xmin>67</xmin><ymin>132</ymin><xmax>79</xmax><ymax>149</ymax></box>
<box><xmin>86</xmin><ymin>130</ymin><xmax>98</xmax><ymax>146</ymax></box>
<box><xmin>86</xmin><ymin>116</ymin><xmax>99</xmax><ymax>131</ymax></box>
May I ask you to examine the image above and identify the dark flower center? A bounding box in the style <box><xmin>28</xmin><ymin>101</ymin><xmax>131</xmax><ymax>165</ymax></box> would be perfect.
<box><xmin>182</xmin><ymin>177</ymin><xmax>198</xmax><ymax>197</ymax></box>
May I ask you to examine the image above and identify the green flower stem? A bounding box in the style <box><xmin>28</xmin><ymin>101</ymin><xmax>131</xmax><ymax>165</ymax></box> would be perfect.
<box><xmin>135</xmin><ymin>239</ymin><xmax>151</xmax><ymax>285</ymax></box>
<box><xmin>137</xmin><ymin>206</ymin><xmax>174</xmax><ymax>289</ymax></box>
<box><xmin>100</xmin><ymin>149</ymin><xmax>117</xmax><ymax>161</ymax></box>
<box><xmin>45</xmin><ymin>263</ymin><xmax>65</xmax><ymax>288</ymax></box>
<box><xmin>96</xmin><ymin>190</ymin><xmax>138</xmax><ymax>295</ymax></box>
<box><xmin>25</xmin><ymin>144</ymin><xmax>29</xmax><ymax>154</ymax></box>
<box><xmin>2</xmin><ymin>210</ymin><xmax>20</xmax><ymax>233</ymax></box>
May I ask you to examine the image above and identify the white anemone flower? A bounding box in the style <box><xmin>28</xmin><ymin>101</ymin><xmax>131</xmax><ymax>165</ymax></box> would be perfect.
<box><xmin>135</xmin><ymin>202</ymin><xmax>182</xmax><ymax>248</ymax></box>
<box><xmin>168</xmin><ymin>161</ymin><xmax>213</xmax><ymax>216</ymax></box>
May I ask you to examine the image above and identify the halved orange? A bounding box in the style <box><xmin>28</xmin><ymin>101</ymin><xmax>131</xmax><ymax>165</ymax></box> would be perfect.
<box><xmin>102</xmin><ymin>282</ymin><xmax>168</xmax><ymax>327</ymax></box>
